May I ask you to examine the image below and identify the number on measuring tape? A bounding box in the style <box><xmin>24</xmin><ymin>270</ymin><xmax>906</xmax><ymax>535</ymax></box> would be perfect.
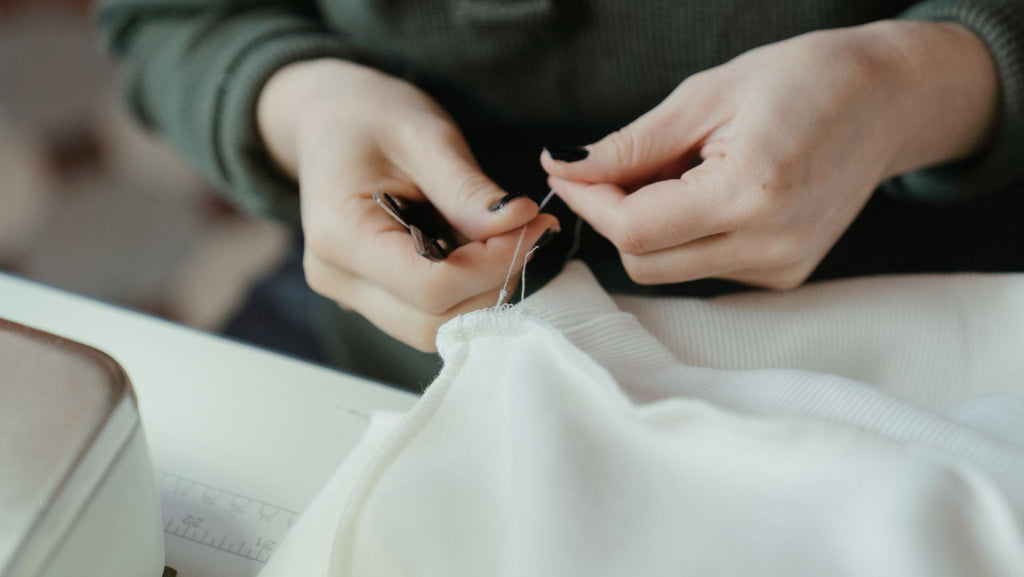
<box><xmin>158</xmin><ymin>471</ymin><xmax>299</xmax><ymax>564</ymax></box>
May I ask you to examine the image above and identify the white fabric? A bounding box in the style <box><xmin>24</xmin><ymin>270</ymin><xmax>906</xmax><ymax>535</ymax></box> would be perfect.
<box><xmin>261</xmin><ymin>263</ymin><xmax>1024</xmax><ymax>577</ymax></box>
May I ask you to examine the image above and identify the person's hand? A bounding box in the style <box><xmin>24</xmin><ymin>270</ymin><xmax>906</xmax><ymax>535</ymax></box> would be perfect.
<box><xmin>258</xmin><ymin>59</ymin><xmax>558</xmax><ymax>351</ymax></box>
<box><xmin>543</xmin><ymin>20</ymin><xmax>998</xmax><ymax>289</ymax></box>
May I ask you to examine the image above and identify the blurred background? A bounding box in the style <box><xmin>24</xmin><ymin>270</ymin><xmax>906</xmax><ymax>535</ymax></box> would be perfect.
<box><xmin>0</xmin><ymin>0</ymin><xmax>297</xmax><ymax>339</ymax></box>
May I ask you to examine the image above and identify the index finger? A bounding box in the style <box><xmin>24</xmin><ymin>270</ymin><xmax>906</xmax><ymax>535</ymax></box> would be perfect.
<box><xmin>391</xmin><ymin>123</ymin><xmax>540</xmax><ymax>241</ymax></box>
<box><xmin>329</xmin><ymin>198</ymin><xmax>560</xmax><ymax>314</ymax></box>
<box><xmin>548</xmin><ymin>164</ymin><xmax>736</xmax><ymax>255</ymax></box>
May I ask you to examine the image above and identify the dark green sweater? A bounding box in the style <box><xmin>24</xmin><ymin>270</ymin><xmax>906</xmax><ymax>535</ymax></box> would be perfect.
<box><xmin>98</xmin><ymin>0</ymin><xmax>1024</xmax><ymax>218</ymax></box>
<box><xmin>96</xmin><ymin>0</ymin><xmax>1024</xmax><ymax>387</ymax></box>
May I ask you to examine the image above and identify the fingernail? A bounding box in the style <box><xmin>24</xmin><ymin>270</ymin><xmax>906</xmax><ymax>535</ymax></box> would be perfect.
<box><xmin>546</xmin><ymin>144</ymin><xmax>589</xmax><ymax>162</ymax></box>
<box><xmin>488</xmin><ymin>192</ymin><xmax>524</xmax><ymax>212</ymax></box>
<box><xmin>533</xmin><ymin>228</ymin><xmax>559</xmax><ymax>249</ymax></box>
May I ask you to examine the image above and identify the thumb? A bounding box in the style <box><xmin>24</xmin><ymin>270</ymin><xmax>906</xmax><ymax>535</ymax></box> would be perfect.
<box><xmin>399</xmin><ymin>126</ymin><xmax>539</xmax><ymax>241</ymax></box>
<box><xmin>541</xmin><ymin>83</ymin><xmax>718</xmax><ymax>185</ymax></box>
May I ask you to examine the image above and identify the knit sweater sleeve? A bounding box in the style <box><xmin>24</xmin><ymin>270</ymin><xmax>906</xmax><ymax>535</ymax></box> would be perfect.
<box><xmin>887</xmin><ymin>0</ymin><xmax>1024</xmax><ymax>202</ymax></box>
<box><xmin>97</xmin><ymin>0</ymin><xmax>352</xmax><ymax>222</ymax></box>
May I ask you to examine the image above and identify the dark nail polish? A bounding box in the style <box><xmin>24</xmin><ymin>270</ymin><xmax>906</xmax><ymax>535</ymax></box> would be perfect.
<box><xmin>546</xmin><ymin>144</ymin><xmax>589</xmax><ymax>162</ymax></box>
<box><xmin>533</xmin><ymin>228</ymin><xmax>559</xmax><ymax>249</ymax></box>
<box><xmin>488</xmin><ymin>192</ymin><xmax>524</xmax><ymax>212</ymax></box>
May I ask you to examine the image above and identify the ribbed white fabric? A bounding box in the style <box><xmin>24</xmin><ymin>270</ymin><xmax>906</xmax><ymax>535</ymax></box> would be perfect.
<box><xmin>261</xmin><ymin>263</ymin><xmax>1024</xmax><ymax>577</ymax></box>
<box><xmin>613</xmin><ymin>275</ymin><xmax>1024</xmax><ymax>409</ymax></box>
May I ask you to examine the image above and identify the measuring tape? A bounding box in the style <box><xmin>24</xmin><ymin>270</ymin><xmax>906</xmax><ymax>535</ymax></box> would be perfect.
<box><xmin>158</xmin><ymin>471</ymin><xmax>299</xmax><ymax>565</ymax></box>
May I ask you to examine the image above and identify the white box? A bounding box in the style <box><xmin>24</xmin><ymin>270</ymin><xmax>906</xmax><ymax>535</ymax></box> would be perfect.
<box><xmin>0</xmin><ymin>318</ymin><xmax>164</xmax><ymax>577</ymax></box>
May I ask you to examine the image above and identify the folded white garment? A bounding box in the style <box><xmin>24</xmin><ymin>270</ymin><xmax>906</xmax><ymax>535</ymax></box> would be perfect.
<box><xmin>262</xmin><ymin>263</ymin><xmax>1024</xmax><ymax>577</ymax></box>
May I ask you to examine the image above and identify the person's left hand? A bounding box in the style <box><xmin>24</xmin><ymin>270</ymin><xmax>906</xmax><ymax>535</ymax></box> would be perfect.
<box><xmin>543</xmin><ymin>20</ymin><xmax>998</xmax><ymax>289</ymax></box>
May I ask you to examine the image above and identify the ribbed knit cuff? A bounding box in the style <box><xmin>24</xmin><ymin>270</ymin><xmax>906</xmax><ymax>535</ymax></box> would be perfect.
<box><xmin>99</xmin><ymin>3</ymin><xmax>352</xmax><ymax>223</ymax></box>
<box><xmin>887</xmin><ymin>0</ymin><xmax>1024</xmax><ymax>202</ymax></box>
<box><xmin>217</xmin><ymin>34</ymin><xmax>351</xmax><ymax>223</ymax></box>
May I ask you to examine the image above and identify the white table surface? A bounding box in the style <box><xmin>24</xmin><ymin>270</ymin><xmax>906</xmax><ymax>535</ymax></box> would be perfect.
<box><xmin>0</xmin><ymin>272</ymin><xmax>417</xmax><ymax>576</ymax></box>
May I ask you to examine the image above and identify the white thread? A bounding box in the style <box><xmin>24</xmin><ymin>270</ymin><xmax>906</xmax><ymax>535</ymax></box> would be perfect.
<box><xmin>495</xmin><ymin>226</ymin><xmax>528</xmax><ymax>308</ymax></box>
<box><xmin>538</xmin><ymin>189</ymin><xmax>557</xmax><ymax>210</ymax></box>
<box><xmin>494</xmin><ymin>190</ymin><xmax>558</xmax><ymax>309</ymax></box>
<box><xmin>521</xmin><ymin>245</ymin><xmax>542</xmax><ymax>302</ymax></box>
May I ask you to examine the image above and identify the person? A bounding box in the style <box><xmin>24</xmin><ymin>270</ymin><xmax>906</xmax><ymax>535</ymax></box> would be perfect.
<box><xmin>98</xmin><ymin>0</ymin><xmax>1023</xmax><ymax>389</ymax></box>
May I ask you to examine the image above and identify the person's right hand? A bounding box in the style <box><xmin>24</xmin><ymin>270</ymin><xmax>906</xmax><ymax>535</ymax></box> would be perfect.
<box><xmin>258</xmin><ymin>59</ymin><xmax>558</xmax><ymax>352</ymax></box>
